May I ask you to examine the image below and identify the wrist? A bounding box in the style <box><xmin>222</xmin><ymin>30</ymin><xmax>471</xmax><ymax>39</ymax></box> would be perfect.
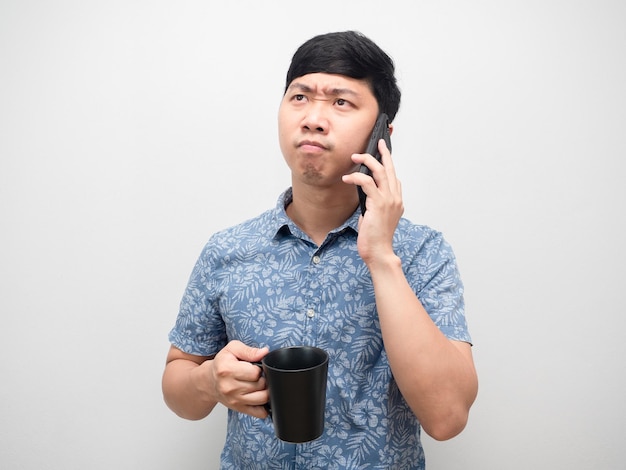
<box><xmin>364</xmin><ymin>251</ymin><xmax>402</xmax><ymax>273</ymax></box>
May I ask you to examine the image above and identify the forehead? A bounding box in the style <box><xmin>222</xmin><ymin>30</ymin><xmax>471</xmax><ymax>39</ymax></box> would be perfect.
<box><xmin>286</xmin><ymin>73</ymin><xmax>374</xmax><ymax>99</ymax></box>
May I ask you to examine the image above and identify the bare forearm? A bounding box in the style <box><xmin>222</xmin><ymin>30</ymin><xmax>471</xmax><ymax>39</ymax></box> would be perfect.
<box><xmin>162</xmin><ymin>359</ymin><xmax>218</xmax><ymax>420</ymax></box>
<box><xmin>368</xmin><ymin>254</ymin><xmax>478</xmax><ymax>440</ymax></box>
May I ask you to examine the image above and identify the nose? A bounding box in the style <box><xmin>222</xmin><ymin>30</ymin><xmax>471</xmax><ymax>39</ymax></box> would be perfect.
<box><xmin>304</xmin><ymin>123</ymin><xmax>325</xmax><ymax>132</ymax></box>
<box><xmin>302</xmin><ymin>102</ymin><xmax>328</xmax><ymax>133</ymax></box>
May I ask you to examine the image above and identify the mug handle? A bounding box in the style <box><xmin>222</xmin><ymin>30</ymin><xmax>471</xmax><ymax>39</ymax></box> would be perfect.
<box><xmin>252</xmin><ymin>362</ymin><xmax>272</xmax><ymax>418</ymax></box>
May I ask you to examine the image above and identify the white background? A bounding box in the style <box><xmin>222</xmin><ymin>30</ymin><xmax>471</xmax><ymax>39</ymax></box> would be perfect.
<box><xmin>1</xmin><ymin>1</ymin><xmax>625</xmax><ymax>469</ymax></box>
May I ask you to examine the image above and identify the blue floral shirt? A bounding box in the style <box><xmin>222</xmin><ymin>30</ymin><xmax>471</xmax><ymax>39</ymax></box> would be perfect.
<box><xmin>169</xmin><ymin>188</ymin><xmax>472</xmax><ymax>469</ymax></box>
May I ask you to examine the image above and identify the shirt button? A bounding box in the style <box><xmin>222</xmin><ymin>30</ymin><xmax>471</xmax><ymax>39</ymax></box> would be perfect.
<box><xmin>306</xmin><ymin>308</ymin><xmax>315</xmax><ymax>318</ymax></box>
<box><xmin>312</xmin><ymin>255</ymin><xmax>321</xmax><ymax>264</ymax></box>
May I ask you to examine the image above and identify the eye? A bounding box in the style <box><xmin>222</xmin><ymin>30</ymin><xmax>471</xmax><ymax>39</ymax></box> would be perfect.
<box><xmin>335</xmin><ymin>98</ymin><xmax>354</xmax><ymax>109</ymax></box>
<box><xmin>294</xmin><ymin>94</ymin><xmax>306</xmax><ymax>102</ymax></box>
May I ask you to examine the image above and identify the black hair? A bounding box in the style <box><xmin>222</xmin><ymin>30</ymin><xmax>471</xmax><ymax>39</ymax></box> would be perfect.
<box><xmin>285</xmin><ymin>31</ymin><xmax>401</xmax><ymax>122</ymax></box>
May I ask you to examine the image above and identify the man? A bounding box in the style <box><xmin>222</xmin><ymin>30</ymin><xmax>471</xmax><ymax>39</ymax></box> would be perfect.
<box><xmin>162</xmin><ymin>30</ymin><xmax>478</xmax><ymax>469</ymax></box>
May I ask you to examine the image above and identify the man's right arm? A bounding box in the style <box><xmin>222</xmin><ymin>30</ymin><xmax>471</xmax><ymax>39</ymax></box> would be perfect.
<box><xmin>161</xmin><ymin>341</ymin><xmax>270</xmax><ymax>420</ymax></box>
<box><xmin>162</xmin><ymin>346</ymin><xmax>217</xmax><ymax>420</ymax></box>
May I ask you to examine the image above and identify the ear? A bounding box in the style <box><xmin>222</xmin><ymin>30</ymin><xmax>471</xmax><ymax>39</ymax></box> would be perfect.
<box><xmin>388</xmin><ymin>123</ymin><xmax>394</xmax><ymax>136</ymax></box>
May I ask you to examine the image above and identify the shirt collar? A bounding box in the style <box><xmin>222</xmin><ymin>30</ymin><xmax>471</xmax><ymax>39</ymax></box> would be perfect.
<box><xmin>271</xmin><ymin>188</ymin><xmax>360</xmax><ymax>241</ymax></box>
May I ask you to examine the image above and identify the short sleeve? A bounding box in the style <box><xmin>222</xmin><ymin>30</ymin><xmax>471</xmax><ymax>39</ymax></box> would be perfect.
<box><xmin>403</xmin><ymin>228</ymin><xmax>472</xmax><ymax>344</ymax></box>
<box><xmin>168</xmin><ymin>243</ymin><xmax>228</xmax><ymax>356</ymax></box>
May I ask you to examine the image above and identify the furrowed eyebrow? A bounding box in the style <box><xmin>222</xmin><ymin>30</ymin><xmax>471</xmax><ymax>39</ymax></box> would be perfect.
<box><xmin>288</xmin><ymin>81</ymin><xmax>359</xmax><ymax>98</ymax></box>
<box><xmin>288</xmin><ymin>82</ymin><xmax>313</xmax><ymax>93</ymax></box>
<box><xmin>328</xmin><ymin>87</ymin><xmax>359</xmax><ymax>97</ymax></box>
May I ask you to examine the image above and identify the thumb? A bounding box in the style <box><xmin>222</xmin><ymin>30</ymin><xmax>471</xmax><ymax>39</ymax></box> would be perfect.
<box><xmin>225</xmin><ymin>340</ymin><xmax>269</xmax><ymax>362</ymax></box>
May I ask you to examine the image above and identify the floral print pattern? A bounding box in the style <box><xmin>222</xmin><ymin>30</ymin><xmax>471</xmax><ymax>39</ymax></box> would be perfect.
<box><xmin>169</xmin><ymin>189</ymin><xmax>471</xmax><ymax>469</ymax></box>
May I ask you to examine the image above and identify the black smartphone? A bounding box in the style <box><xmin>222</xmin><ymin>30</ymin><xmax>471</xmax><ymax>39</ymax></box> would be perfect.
<box><xmin>357</xmin><ymin>113</ymin><xmax>392</xmax><ymax>215</ymax></box>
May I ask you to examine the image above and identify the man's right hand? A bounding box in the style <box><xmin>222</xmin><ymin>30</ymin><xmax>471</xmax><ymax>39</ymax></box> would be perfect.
<box><xmin>203</xmin><ymin>340</ymin><xmax>270</xmax><ymax>418</ymax></box>
<box><xmin>162</xmin><ymin>340</ymin><xmax>270</xmax><ymax>420</ymax></box>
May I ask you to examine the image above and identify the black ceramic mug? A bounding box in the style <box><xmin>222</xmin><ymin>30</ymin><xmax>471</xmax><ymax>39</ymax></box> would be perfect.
<box><xmin>260</xmin><ymin>346</ymin><xmax>329</xmax><ymax>443</ymax></box>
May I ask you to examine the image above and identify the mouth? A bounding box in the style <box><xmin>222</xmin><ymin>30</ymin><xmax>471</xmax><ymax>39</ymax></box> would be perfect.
<box><xmin>297</xmin><ymin>140</ymin><xmax>327</xmax><ymax>153</ymax></box>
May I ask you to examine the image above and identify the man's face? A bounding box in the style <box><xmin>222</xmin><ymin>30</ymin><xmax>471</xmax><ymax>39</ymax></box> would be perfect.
<box><xmin>278</xmin><ymin>73</ymin><xmax>379</xmax><ymax>189</ymax></box>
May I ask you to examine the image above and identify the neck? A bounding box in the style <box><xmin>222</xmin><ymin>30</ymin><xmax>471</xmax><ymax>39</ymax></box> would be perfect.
<box><xmin>286</xmin><ymin>184</ymin><xmax>358</xmax><ymax>246</ymax></box>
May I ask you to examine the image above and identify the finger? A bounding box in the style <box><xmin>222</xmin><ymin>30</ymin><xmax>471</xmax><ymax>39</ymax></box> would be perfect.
<box><xmin>215</xmin><ymin>372</ymin><xmax>266</xmax><ymax>404</ymax></box>
<box><xmin>246</xmin><ymin>388</ymin><xmax>270</xmax><ymax>406</ymax></box>
<box><xmin>212</xmin><ymin>352</ymin><xmax>261</xmax><ymax>385</ymax></box>
<box><xmin>350</xmin><ymin>152</ymin><xmax>384</xmax><ymax>178</ymax></box>
<box><xmin>243</xmin><ymin>403</ymin><xmax>271</xmax><ymax>420</ymax></box>
<box><xmin>378</xmin><ymin>139</ymin><xmax>397</xmax><ymax>181</ymax></box>
<box><xmin>237</xmin><ymin>361</ymin><xmax>265</xmax><ymax>382</ymax></box>
<box><xmin>378</xmin><ymin>137</ymin><xmax>390</xmax><ymax>156</ymax></box>
<box><xmin>225</xmin><ymin>386</ymin><xmax>270</xmax><ymax>418</ymax></box>
<box><xmin>224</xmin><ymin>340</ymin><xmax>269</xmax><ymax>363</ymax></box>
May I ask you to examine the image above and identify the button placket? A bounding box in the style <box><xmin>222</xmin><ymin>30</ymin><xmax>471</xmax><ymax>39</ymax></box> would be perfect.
<box><xmin>302</xmin><ymin>252</ymin><xmax>321</xmax><ymax>334</ymax></box>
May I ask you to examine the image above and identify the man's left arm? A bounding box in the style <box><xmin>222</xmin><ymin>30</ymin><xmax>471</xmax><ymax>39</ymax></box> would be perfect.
<box><xmin>344</xmin><ymin>141</ymin><xmax>478</xmax><ymax>440</ymax></box>
<box><xmin>367</xmin><ymin>253</ymin><xmax>478</xmax><ymax>441</ymax></box>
